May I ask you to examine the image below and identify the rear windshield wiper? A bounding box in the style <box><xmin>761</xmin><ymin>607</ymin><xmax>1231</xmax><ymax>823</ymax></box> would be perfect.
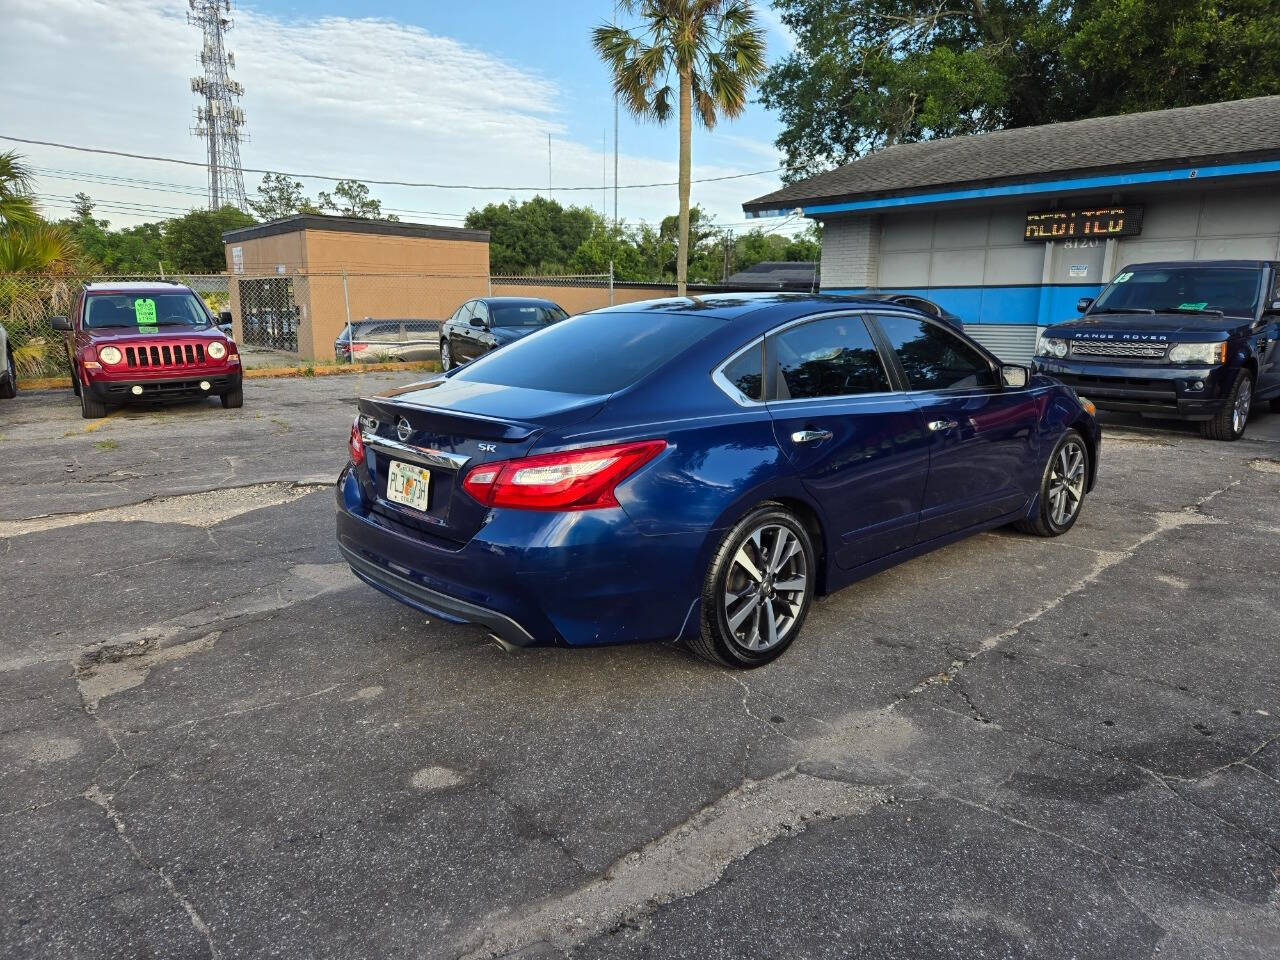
<box><xmin>1155</xmin><ymin>306</ymin><xmax>1225</xmax><ymax>317</ymax></box>
<box><xmin>1090</xmin><ymin>307</ymin><xmax>1155</xmax><ymax>314</ymax></box>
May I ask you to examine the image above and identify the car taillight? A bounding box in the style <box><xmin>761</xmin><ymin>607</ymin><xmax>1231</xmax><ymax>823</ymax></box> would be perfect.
<box><xmin>349</xmin><ymin>417</ymin><xmax>365</xmax><ymax>466</ymax></box>
<box><xmin>462</xmin><ymin>439</ymin><xmax>666</xmax><ymax>511</ymax></box>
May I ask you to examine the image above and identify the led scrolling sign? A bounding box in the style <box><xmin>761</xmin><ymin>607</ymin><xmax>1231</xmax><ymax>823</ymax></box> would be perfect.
<box><xmin>1024</xmin><ymin>206</ymin><xmax>1144</xmax><ymax>241</ymax></box>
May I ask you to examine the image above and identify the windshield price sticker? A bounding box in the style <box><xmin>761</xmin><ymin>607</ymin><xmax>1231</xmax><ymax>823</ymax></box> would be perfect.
<box><xmin>134</xmin><ymin>298</ymin><xmax>157</xmax><ymax>328</ymax></box>
<box><xmin>1114</xmin><ymin>272</ymin><xmax>1134</xmax><ymax>283</ymax></box>
<box><xmin>1178</xmin><ymin>302</ymin><xmax>1209</xmax><ymax>311</ymax></box>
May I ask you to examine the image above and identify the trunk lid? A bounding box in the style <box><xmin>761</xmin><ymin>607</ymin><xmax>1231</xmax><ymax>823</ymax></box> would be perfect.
<box><xmin>356</xmin><ymin>375</ymin><xmax>607</xmax><ymax>543</ymax></box>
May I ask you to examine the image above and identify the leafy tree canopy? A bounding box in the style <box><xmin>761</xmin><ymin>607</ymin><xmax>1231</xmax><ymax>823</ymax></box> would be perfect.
<box><xmin>762</xmin><ymin>0</ymin><xmax>1280</xmax><ymax>180</ymax></box>
<box><xmin>161</xmin><ymin>206</ymin><xmax>256</xmax><ymax>273</ymax></box>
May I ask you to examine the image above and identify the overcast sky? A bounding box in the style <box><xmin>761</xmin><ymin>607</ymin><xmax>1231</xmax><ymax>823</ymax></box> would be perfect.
<box><xmin>2</xmin><ymin>0</ymin><xmax>806</xmax><ymax>237</ymax></box>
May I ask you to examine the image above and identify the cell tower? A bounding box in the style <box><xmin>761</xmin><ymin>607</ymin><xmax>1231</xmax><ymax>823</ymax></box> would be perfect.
<box><xmin>189</xmin><ymin>0</ymin><xmax>249</xmax><ymax>210</ymax></box>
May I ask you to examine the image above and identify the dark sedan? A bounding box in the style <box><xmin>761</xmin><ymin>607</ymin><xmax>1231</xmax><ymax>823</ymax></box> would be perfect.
<box><xmin>439</xmin><ymin>297</ymin><xmax>568</xmax><ymax>370</ymax></box>
<box><xmin>337</xmin><ymin>294</ymin><xmax>1099</xmax><ymax>668</ymax></box>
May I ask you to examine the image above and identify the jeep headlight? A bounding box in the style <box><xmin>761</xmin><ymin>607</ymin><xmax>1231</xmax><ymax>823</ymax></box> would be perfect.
<box><xmin>1167</xmin><ymin>342</ymin><xmax>1224</xmax><ymax>365</ymax></box>
<box><xmin>207</xmin><ymin>341</ymin><xmax>228</xmax><ymax>360</ymax></box>
<box><xmin>98</xmin><ymin>345</ymin><xmax>122</xmax><ymax>365</ymax></box>
<box><xmin>1036</xmin><ymin>336</ymin><xmax>1069</xmax><ymax>359</ymax></box>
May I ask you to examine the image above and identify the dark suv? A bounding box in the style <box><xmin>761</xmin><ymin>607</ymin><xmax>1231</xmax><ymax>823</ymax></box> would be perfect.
<box><xmin>1033</xmin><ymin>260</ymin><xmax>1280</xmax><ymax>440</ymax></box>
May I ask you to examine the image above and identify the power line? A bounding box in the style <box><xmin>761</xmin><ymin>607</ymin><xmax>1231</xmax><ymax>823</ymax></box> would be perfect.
<box><xmin>2</xmin><ymin>134</ymin><xmax>781</xmax><ymax>192</ymax></box>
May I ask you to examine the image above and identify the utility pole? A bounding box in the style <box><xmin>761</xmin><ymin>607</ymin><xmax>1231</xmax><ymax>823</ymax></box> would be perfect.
<box><xmin>613</xmin><ymin>0</ymin><xmax>619</xmax><ymax>232</ymax></box>
<box><xmin>722</xmin><ymin>230</ymin><xmax>733</xmax><ymax>282</ymax></box>
<box><xmin>189</xmin><ymin>0</ymin><xmax>249</xmax><ymax>211</ymax></box>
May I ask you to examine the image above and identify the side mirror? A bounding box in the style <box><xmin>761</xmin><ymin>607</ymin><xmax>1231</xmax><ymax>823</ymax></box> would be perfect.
<box><xmin>218</xmin><ymin>310</ymin><xmax>233</xmax><ymax>324</ymax></box>
<box><xmin>1076</xmin><ymin>297</ymin><xmax>1094</xmax><ymax>314</ymax></box>
<box><xmin>1001</xmin><ymin>364</ymin><xmax>1030</xmax><ymax>389</ymax></box>
<box><xmin>469</xmin><ymin>316</ymin><xmax>485</xmax><ymax>328</ymax></box>
<box><xmin>1265</xmin><ymin>299</ymin><xmax>1280</xmax><ymax>315</ymax></box>
<box><xmin>51</xmin><ymin>315</ymin><xmax>72</xmax><ymax>332</ymax></box>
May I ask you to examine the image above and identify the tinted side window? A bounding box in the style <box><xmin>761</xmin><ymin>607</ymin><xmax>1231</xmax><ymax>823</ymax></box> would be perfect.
<box><xmin>876</xmin><ymin>315</ymin><xmax>997</xmax><ymax>391</ymax></box>
<box><xmin>473</xmin><ymin>301</ymin><xmax>490</xmax><ymax>325</ymax></box>
<box><xmin>772</xmin><ymin>315</ymin><xmax>890</xmax><ymax>400</ymax></box>
<box><xmin>720</xmin><ymin>345</ymin><xmax>763</xmax><ymax>401</ymax></box>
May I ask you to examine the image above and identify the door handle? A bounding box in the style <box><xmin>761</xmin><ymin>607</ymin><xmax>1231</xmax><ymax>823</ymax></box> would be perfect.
<box><xmin>928</xmin><ymin>419</ymin><xmax>959</xmax><ymax>432</ymax></box>
<box><xmin>791</xmin><ymin>429</ymin><xmax>833</xmax><ymax>444</ymax></box>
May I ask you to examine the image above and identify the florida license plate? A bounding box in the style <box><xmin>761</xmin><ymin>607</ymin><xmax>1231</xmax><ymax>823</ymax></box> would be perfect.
<box><xmin>386</xmin><ymin>460</ymin><xmax>430</xmax><ymax>512</ymax></box>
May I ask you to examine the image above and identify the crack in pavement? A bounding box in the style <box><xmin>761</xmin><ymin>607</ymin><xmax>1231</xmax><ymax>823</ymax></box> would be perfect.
<box><xmin>457</xmin><ymin>770</ymin><xmax>888</xmax><ymax>959</ymax></box>
<box><xmin>85</xmin><ymin>785</ymin><xmax>219</xmax><ymax>959</ymax></box>
<box><xmin>0</xmin><ymin>480</ymin><xmax>329</xmax><ymax>538</ymax></box>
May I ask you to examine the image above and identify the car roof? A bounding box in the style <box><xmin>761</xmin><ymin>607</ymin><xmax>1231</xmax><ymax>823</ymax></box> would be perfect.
<box><xmin>1122</xmin><ymin>260</ymin><xmax>1275</xmax><ymax>269</ymax></box>
<box><xmin>83</xmin><ymin>281</ymin><xmax>194</xmax><ymax>293</ymax></box>
<box><xmin>591</xmin><ymin>292</ymin><xmax>918</xmax><ymax>322</ymax></box>
<box><xmin>477</xmin><ymin>297</ymin><xmax>562</xmax><ymax>305</ymax></box>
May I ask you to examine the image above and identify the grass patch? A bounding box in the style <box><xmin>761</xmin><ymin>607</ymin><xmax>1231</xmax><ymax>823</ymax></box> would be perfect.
<box><xmin>94</xmin><ymin>439</ymin><xmax>119</xmax><ymax>451</ymax></box>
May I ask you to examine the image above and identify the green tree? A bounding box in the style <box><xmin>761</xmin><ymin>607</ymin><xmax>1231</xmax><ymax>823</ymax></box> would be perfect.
<box><xmin>249</xmin><ymin>172</ymin><xmax>323</xmax><ymax>220</ymax></box>
<box><xmin>594</xmin><ymin>1</ymin><xmax>767</xmax><ymax>296</ymax></box>
<box><xmin>316</xmin><ymin>179</ymin><xmax>397</xmax><ymax>220</ymax></box>
<box><xmin>161</xmin><ymin>206</ymin><xmax>256</xmax><ymax>272</ymax></box>
<box><xmin>466</xmin><ymin>196</ymin><xmax>600</xmax><ymax>274</ymax></box>
<box><xmin>762</xmin><ymin>0</ymin><xmax>1280</xmax><ymax>180</ymax></box>
<box><xmin>0</xmin><ymin>150</ymin><xmax>38</xmax><ymax>230</ymax></box>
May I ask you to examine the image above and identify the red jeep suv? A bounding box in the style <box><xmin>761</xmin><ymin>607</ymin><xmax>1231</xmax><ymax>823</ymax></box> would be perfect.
<box><xmin>52</xmin><ymin>282</ymin><xmax>243</xmax><ymax>419</ymax></box>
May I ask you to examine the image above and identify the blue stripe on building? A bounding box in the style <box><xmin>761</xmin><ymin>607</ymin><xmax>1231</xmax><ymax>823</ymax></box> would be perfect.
<box><xmin>824</xmin><ymin>284</ymin><xmax>1103</xmax><ymax>327</ymax></box>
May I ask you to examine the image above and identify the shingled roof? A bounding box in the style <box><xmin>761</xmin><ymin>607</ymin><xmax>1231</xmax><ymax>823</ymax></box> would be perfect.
<box><xmin>744</xmin><ymin>96</ymin><xmax>1280</xmax><ymax>214</ymax></box>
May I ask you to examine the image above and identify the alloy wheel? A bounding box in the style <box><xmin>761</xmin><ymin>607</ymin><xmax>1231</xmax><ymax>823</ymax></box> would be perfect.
<box><xmin>722</xmin><ymin>523</ymin><xmax>808</xmax><ymax>652</ymax></box>
<box><xmin>441</xmin><ymin>341</ymin><xmax>451</xmax><ymax>370</ymax></box>
<box><xmin>1233</xmin><ymin>378</ymin><xmax>1252</xmax><ymax>435</ymax></box>
<box><xmin>1047</xmin><ymin>438</ymin><xmax>1086</xmax><ymax>527</ymax></box>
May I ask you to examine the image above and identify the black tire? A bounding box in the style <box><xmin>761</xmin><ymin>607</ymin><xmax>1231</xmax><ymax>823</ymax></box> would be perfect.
<box><xmin>687</xmin><ymin>503</ymin><xmax>817</xmax><ymax>668</ymax></box>
<box><xmin>79</xmin><ymin>387</ymin><xmax>107</xmax><ymax>420</ymax></box>
<box><xmin>440</xmin><ymin>338</ymin><xmax>452</xmax><ymax>371</ymax></box>
<box><xmin>71</xmin><ymin>361</ymin><xmax>82</xmax><ymax>397</ymax></box>
<box><xmin>0</xmin><ymin>347</ymin><xmax>16</xmax><ymax>399</ymax></box>
<box><xmin>1200</xmin><ymin>369</ymin><xmax>1253</xmax><ymax>441</ymax></box>
<box><xmin>1016</xmin><ymin>429</ymin><xmax>1089</xmax><ymax>538</ymax></box>
<box><xmin>221</xmin><ymin>387</ymin><xmax>244</xmax><ymax>409</ymax></box>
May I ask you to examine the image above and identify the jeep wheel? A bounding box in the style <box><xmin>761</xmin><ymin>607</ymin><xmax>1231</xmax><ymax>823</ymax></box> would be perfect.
<box><xmin>79</xmin><ymin>387</ymin><xmax>107</xmax><ymax>419</ymax></box>
<box><xmin>221</xmin><ymin>386</ymin><xmax>244</xmax><ymax>409</ymax></box>
<box><xmin>1200</xmin><ymin>370</ymin><xmax>1252</xmax><ymax>441</ymax></box>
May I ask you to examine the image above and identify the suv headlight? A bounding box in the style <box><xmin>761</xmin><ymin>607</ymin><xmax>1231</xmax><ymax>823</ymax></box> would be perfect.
<box><xmin>98</xmin><ymin>346</ymin><xmax>122</xmax><ymax>365</ymax></box>
<box><xmin>1167</xmin><ymin>342</ymin><xmax>1224</xmax><ymax>365</ymax></box>
<box><xmin>208</xmin><ymin>341</ymin><xmax>228</xmax><ymax>360</ymax></box>
<box><xmin>1036</xmin><ymin>336</ymin><xmax>1069</xmax><ymax>359</ymax></box>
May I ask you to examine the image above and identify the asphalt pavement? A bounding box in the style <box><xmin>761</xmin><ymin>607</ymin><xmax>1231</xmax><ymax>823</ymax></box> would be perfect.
<box><xmin>1</xmin><ymin>375</ymin><xmax>1278</xmax><ymax>959</ymax></box>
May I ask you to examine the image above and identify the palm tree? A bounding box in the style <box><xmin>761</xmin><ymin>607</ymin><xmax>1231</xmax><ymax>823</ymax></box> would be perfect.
<box><xmin>594</xmin><ymin>1</ymin><xmax>766</xmax><ymax>296</ymax></box>
<box><xmin>0</xmin><ymin>150</ymin><xmax>38</xmax><ymax>230</ymax></box>
<box><xmin>0</xmin><ymin>151</ymin><xmax>85</xmax><ymax>378</ymax></box>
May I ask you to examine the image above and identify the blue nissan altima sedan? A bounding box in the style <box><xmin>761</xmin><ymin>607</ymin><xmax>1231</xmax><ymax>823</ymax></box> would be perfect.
<box><xmin>336</xmin><ymin>294</ymin><xmax>1100</xmax><ymax>667</ymax></box>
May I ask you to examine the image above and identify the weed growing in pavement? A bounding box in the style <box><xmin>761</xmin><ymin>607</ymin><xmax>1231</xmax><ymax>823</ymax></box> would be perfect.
<box><xmin>94</xmin><ymin>439</ymin><xmax>118</xmax><ymax>451</ymax></box>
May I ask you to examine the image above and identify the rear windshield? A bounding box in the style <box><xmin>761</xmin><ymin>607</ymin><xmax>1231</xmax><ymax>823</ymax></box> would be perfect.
<box><xmin>491</xmin><ymin>302</ymin><xmax>567</xmax><ymax>328</ymax></box>
<box><xmin>1092</xmin><ymin>266</ymin><xmax>1263</xmax><ymax>317</ymax></box>
<box><xmin>451</xmin><ymin>310</ymin><xmax>721</xmax><ymax>395</ymax></box>
<box><xmin>85</xmin><ymin>292</ymin><xmax>211</xmax><ymax>329</ymax></box>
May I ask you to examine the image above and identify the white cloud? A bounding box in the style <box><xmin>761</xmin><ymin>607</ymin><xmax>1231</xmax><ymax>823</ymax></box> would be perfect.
<box><xmin>0</xmin><ymin>0</ymin><xmax>795</xmax><ymax>235</ymax></box>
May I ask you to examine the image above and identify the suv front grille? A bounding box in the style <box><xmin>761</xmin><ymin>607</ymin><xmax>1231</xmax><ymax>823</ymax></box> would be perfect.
<box><xmin>124</xmin><ymin>342</ymin><xmax>207</xmax><ymax>369</ymax></box>
<box><xmin>1069</xmin><ymin>340</ymin><xmax>1167</xmax><ymax>360</ymax></box>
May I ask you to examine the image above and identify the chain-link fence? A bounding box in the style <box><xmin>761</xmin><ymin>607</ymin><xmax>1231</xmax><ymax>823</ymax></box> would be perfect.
<box><xmin>0</xmin><ymin>273</ymin><xmax>230</xmax><ymax>378</ymax></box>
<box><xmin>3</xmin><ymin>269</ymin><xmax>695</xmax><ymax>378</ymax></box>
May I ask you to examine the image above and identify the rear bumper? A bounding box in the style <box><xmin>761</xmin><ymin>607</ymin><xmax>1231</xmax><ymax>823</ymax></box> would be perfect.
<box><xmin>87</xmin><ymin>370</ymin><xmax>242</xmax><ymax>401</ymax></box>
<box><xmin>1034</xmin><ymin>359</ymin><xmax>1230</xmax><ymax>420</ymax></box>
<box><xmin>334</xmin><ymin>466</ymin><xmax>703</xmax><ymax>648</ymax></box>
